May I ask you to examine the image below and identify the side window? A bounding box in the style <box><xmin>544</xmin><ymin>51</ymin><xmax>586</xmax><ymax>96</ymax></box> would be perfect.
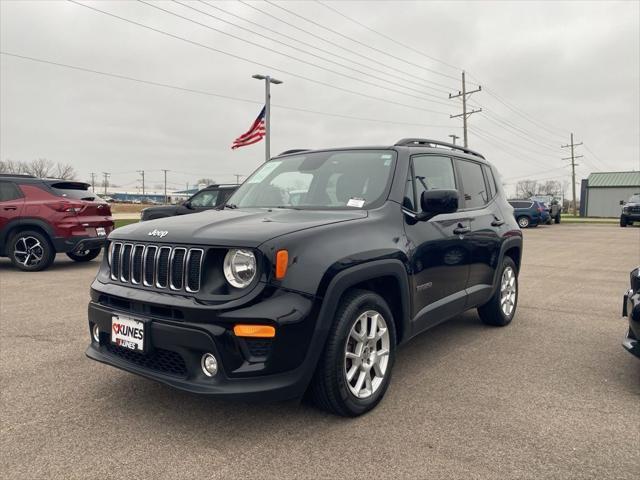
<box><xmin>0</xmin><ymin>181</ymin><xmax>22</xmax><ymax>202</ymax></box>
<box><xmin>456</xmin><ymin>160</ymin><xmax>488</xmax><ymax>209</ymax></box>
<box><xmin>483</xmin><ymin>165</ymin><xmax>497</xmax><ymax>199</ymax></box>
<box><xmin>405</xmin><ymin>155</ymin><xmax>456</xmax><ymax>211</ymax></box>
<box><xmin>190</xmin><ymin>190</ymin><xmax>219</xmax><ymax>207</ymax></box>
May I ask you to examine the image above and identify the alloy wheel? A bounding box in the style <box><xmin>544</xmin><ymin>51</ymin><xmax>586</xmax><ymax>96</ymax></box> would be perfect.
<box><xmin>13</xmin><ymin>236</ymin><xmax>45</xmax><ymax>268</ymax></box>
<box><xmin>500</xmin><ymin>266</ymin><xmax>517</xmax><ymax>317</ymax></box>
<box><xmin>344</xmin><ymin>310</ymin><xmax>390</xmax><ymax>399</ymax></box>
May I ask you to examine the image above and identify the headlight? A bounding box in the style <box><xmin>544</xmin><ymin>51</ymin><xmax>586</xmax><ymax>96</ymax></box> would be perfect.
<box><xmin>223</xmin><ymin>249</ymin><xmax>257</xmax><ymax>288</ymax></box>
<box><xmin>623</xmin><ymin>206</ymin><xmax>629</xmax><ymax>213</ymax></box>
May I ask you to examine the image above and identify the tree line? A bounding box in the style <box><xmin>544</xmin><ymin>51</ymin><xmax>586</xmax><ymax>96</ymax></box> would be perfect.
<box><xmin>0</xmin><ymin>158</ymin><xmax>76</xmax><ymax>180</ymax></box>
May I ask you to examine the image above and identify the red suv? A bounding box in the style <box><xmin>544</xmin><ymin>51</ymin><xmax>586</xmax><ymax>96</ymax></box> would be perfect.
<box><xmin>0</xmin><ymin>174</ymin><xmax>114</xmax><ymax>271</ymax></box>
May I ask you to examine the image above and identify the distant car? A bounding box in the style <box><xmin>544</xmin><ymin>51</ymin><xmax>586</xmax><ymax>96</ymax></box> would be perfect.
<box><xmin>620</xmin><ymin>193</ymin><xmax>640</xmax><ymax>227</ymax></box>
<box><xmin>0</xmin><ymin>174</ymin><xmax>114</xmax><ymax>271</ymax></box>
<box><xmin>140</xmin><ymin>184</ymin><xmax>239</xmax><ymax>221</ymax></box>
<box><xmin>508</xmin><ymin>200</ymin><xmax>541</xmax><ymax>228</ymax></box>
<box><xmin>622</xmin><ymin>266</ymin><xmax>640</xmax><ymax>358</ymax></box>
<box><xmin>531</xmin><ymin>195</ymin><xmax>561</xmax><ymax>223</ymax></box>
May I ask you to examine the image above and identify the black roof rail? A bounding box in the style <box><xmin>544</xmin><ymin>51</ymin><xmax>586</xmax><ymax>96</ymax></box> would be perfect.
<box><xmin>0</xmin><ymin>173</ymin><xmax>37</xmax><ymax>178</ymax></box>
<box><xmin>394</xmin><ymin>138</ymin><xmax>485</xmax><ymax>159</ymax></box>
<box><xmin>278</xmin><ymin>149</ymin><xmax>310</xmax><ymax>156</ymax></box>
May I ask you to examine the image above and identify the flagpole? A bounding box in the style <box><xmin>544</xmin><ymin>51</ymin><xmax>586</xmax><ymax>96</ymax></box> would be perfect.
<box><xmin>252</xmin><ymin>74</ymin><xmax>283</xmax><ymax>162</ymax></box>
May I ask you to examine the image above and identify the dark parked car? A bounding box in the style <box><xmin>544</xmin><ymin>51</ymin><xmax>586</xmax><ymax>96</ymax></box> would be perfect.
<box><xmin>508</xmin><ymin>200</ymin><xmax>542</xmax><ymax>228</ymax></box>
<box><xmin>622</xmin><ymin>266</ymin><xmax>640</xmax><ymax>358</ymax></box>
<box><xmin>0</xmin><ymin>174</ymin><xmax>114</xmax><ymax>271</ymax></box>
<box><xmin>86</xmin><ymin>138</ymin><xmax>522</xmax><ymax>416</ymax></box>
<box><xmin>620</xmin><ymin>193</ymin><xmax>640</xmax><ymax>227</ymax></box>
<box><xmin>531</xmin><ymin>195</ymin><xmax>561</xmax><ymax>223</ymax></box>
<box><xmin>140</xmin><ymin>184</ymin><xmax>238</xmax><ymax>221</ymax></box>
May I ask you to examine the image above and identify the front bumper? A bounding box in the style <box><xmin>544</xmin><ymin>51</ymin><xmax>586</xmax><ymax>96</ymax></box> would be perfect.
<box><xmin>622</xmin><ymin>289</ymin><xmax>640</xmax><ymax>359</ymax></box>
<box><xmin>86</xmin><ymin>284</ymin><xmax>322</xmax><ymax>401</ymax></box>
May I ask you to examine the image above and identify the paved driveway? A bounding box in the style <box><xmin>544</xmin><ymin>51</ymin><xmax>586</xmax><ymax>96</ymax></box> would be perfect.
<box><xmin>1</xmin><ymin>224</ymin><xmax>638</xmax><ymax>479</ymax></box>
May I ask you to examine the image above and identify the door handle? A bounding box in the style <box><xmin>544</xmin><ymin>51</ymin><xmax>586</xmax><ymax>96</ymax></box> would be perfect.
<box><xmin>3</xmin><ymin>206</ymin><xmax>17</xmax><ymax>211</ymax></box>
<box><xmin>453</xmin><ymin>225</ymin><xmax>471</xmax><ymax>235</ymax></box>
<box><xmin>491</xmin><ymin>217</ymin><xmax>505</xmax><ymax>226</ymax></box>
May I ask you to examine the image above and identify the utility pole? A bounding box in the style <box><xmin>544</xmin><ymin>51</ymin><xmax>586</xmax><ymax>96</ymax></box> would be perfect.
<box><xmin>561</xmin><ymin>133</ymin><xmax>583</xmax><ymax>216</ymax></box>
<box><xmin>137</xmin><ymin>170</ymin><xmax>145</xmax><ymax>196</ymax></box>
<box><xmin>252</xmin><ymin>74</ymin><xmax>283</xmax><ymax>162</ymax></box>
<box><xmin>234</xmin><ymin>174</ymin><xmax>243</xmax><ymax>184</ymax></box>
<box><xmin>448</xmin><ymin>134</ymin><xmax>460</xmax><ymax>146</ymax></box>
<box><xmin>90</xmin><ymin>172</ymin><xmax>96</xmax><ymax>192</ymax></box>
<box><xmin>161</xmin><ymin>169</ymin><xmax>169</xmax><ymax>204</ymax></box>
<box><xmin>102</xmin><ymin>172</ymin><xmax>110</xmax><ymax>196</ymax></box>
<box><xmin>449</xmin><ymin>71</ymin><xmax>482</xmax><ymax>148</ymax></box>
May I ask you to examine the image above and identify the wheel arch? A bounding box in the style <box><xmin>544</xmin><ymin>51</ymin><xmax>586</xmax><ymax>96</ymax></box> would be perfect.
<box><xmin>0</xmin><ymin>218</ymin><xmax>55</xmax><ymax>255</ymax></box>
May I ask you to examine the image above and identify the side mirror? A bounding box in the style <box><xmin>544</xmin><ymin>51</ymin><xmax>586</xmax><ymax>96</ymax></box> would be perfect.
<box><xmin>620</xmin><ymin>200</ymin><xmax>626</xmax><ymax>205</ymax></box>
<box><xmin>420</xmin><ymin>189</ymin><xmax>458</xmax><ymax>217</ymax></box>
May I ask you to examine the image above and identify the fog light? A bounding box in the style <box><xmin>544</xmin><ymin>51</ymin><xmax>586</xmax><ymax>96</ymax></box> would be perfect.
<box><xmin>92</xmin><ymin>324</ymin><xmax>100</xmax><ymax>343</ymax></box>
<box><xmin>201</xmin><ymin>353</ymin><xmax>218</xmax><ymax>377</ymax></box>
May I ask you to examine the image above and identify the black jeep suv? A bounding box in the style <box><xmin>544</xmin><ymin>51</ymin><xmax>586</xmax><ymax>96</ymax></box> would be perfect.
<box><xmin>86</xmin><ymin>139</ymin><xmax>522</xmax><ymax>416</ymax></box>
<box><xmin>140</xmin><ymin>184</ymin><xmax>238</xmax><ymax>221</ymax></box>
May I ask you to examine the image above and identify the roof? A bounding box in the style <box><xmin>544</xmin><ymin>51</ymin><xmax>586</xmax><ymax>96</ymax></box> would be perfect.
<box><xmin>587</xmin><ymin>171</ymin><xmax>640</xmax><ymax>188</ymax></box>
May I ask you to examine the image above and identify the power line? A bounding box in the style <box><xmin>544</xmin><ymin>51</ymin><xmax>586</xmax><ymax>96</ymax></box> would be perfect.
<box><xmin>235</xmin><ymin>0</ymin><xmax>456</xmax><ymax>94</ymax></box>
<box><xmin>0</xmin><ymin>51</ymin><xmax>458</xmax><ymax>130</ymax></box>
<box><xmin>264</xmin><ymin>0</ymin><xmax>464</xmax><ymax>84</ymax></box>
<box><xmin>66</xmin><ymin>0</ymin><xmax>453</xmax><ymax>116</ymax></box>
<box><xmin>195</xmin><ymin>0</ymin><xmax>454</xmax><ymax>97</ymax></box>
<box><xmin>315</xmin><ymin>0</ymin><xmax>462</xmax><ymax>74</ymax></box>
<box><xmin>143</xmin><ymin>0</ymin><xmax>454</xmax><ymax>108</ymax></box>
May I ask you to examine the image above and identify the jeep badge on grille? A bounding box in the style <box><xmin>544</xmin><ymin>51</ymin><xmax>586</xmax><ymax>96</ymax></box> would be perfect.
<box><xmin>148</xmin><ymin>229</ymin><xmax>168</xmax><ymax>238</ymax></box>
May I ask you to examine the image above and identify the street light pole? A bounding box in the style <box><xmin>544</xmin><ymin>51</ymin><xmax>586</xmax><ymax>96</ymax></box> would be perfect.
<box><xmin>252</xmin><ymin>74</ymin><xmax>283</xmax><ymax>162</ymax></box>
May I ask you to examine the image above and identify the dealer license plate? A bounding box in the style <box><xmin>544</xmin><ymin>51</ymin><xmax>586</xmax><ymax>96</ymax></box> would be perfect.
<box><xmin>96</xmin><ymin>227</ymin><xmax>106</xmax><ymax>237</ymax></box>
<box><xmin>111</xmin><ymin>315</ymin><xmax>145</xmax><ymax>351</ymax></box>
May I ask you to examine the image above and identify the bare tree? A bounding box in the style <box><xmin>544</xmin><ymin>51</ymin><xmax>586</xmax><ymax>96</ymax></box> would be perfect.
<box><xmin>27</xmin><ymin>158</ymin><xmax>55</xmax><ymax>178</ymax></box>
<box><xmin>196</xmin><ymin>178</ymin><xmax>216</xmax><ymax>186</ymax></box>
<box><xmin>0</xmin><ymin>159</ymin><xmax>29</xmax><ymax>174</ymax></box>
<box><xmin>538</xmin><ymin>180</ymin><xmax>562</xmax><ymax>197</ymax></box>
<box><xmin>515</xmin><ymin>180</ymin><xmax>538</xmax><ymax>199</ymax></box>
<box><xmin>1</xmin><ymin>158</ymin><xmax>76</xmax><ymax>179</ymax></box>
<box><xmin>54</xmin><ymin>163</ymin><xmax>76</xmax><ymax>180</ymax></box>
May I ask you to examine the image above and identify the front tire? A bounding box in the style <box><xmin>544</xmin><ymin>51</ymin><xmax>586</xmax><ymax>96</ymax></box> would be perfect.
<box><xmin>478</xmin><ymin>257</ymin><xmax>518</xmax><ymax>326</ymax></box>
<box><xmin>309</xmin><ymin>289</ymin><xmax>396</xmax><ymax>417</ymax></box>
<box><xmin>517</xmin><ymin>216</ymin><xmax>530</xmax><ymax>228</ymax></box>
<box><xmin>8</xmin><ymin>230</ymin><xmax>55</xmax><ymax>272</ymax></box>
<box><xmin>620</xmin><ymin>216</ymin><xmax>627</xmax><ymax>227</ymax></box>
<box><xmin>66</xmin><ymin>248</ymin><xmax>102</xmax><ymax>262</ymax></box>
<box><xmin>554</xmin><ymin>213</ymin><xmax>561</xmax><ymax>224</ymax></box>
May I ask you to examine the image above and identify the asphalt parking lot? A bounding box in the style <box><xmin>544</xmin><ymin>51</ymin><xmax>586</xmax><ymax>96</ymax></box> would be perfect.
<box><xmin>1</xmin><ymin>224</ymin><xmax>639</xmax><ymax>479</ymax></box>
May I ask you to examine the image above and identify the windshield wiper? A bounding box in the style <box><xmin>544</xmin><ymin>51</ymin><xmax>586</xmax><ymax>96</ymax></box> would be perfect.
<box><xmin>273</xmin><ymin>206</ymin><xmax>301</xmax><ymax>210</ymax></box>
<box><xmin>223</xmin><ymin>203</ymin><xmax>238</xmax><ymax>209</ymax></box>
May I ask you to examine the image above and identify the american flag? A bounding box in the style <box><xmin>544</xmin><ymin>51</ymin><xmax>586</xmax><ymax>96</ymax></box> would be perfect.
<box><xmin>231</xmin><ymin>106</ymin><xmax>266</xmax><ymax>150</ymax></box>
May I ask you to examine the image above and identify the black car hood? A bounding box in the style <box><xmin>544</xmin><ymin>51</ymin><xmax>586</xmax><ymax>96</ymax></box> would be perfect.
<box><xmin>142</xmin><ymin>205</ymin><xmax>178</xmax><ymax>216</ymax></box>
<box><xmin>111</xmin><ymin>208</ymin><xmax>368</xmax><ymax>247</ymax></box>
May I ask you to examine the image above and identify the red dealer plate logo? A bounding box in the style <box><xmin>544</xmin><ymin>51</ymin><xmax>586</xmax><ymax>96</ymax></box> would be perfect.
<box><xmin>111</xmin><ymin>315</ymin><xmax>145</xmax><ymax>352</ymax></box>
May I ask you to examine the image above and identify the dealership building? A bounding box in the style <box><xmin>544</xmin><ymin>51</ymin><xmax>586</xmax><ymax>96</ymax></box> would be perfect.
<box><xmin>580</xmin><ymin>171</ymin><xmax>640</xmax><ymax>217</ymax></box>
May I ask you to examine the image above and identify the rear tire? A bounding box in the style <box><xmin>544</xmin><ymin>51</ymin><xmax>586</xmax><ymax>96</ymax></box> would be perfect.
<box><xmin>8</xmin><ymin>230</ymin><xmax>55</xmax><ymax>272</ymax></box>
<box><xmin>66</xmin><ymin>248</ymin><xmax>102</xmax><ymax>262</ymax></box>
<box><xmin>517</xmin><ymin>216</ymin><xmax>530</xmax><ymax>228</ymax></box>
<box><xmin>554</xmin><ymin>213</ymin><xmax>561</xmax><ymax>224</ymax></box>
<box><xmin>309</xmin><ymin>289</ymin><xmax>396</xmax><ymax>417</ymax></box>
<box><xmin>478</xmin><ymin>257</ymin><xmax>518</xmax><ymax>327</ymax></box>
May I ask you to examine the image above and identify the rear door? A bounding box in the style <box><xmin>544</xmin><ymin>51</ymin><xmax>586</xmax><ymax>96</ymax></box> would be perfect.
<box><xmin>0</xmin><ymin>181</ymin><xmax>25</xmax><ymax>249</ymax></box>
<box><xmin>403</xmin><ymin>154</ymin><xmax>470</xmax><ymax>333</ymax></box>
<box><xmin>454</xmin><ymin>159</ymin><xmax>502</xmax><ymax>307</ymax></box>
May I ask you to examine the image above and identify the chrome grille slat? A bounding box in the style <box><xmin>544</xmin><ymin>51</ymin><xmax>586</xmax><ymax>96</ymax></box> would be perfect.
<box><xmin>109</xmin><ymin>243</ymin><xmax>202</xmax><ymax>293</ymax></box>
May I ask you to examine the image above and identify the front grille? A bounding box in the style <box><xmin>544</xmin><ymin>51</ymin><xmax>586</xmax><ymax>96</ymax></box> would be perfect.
<box><xmin>105</xmin><ymin>344</ymin><xmax>187</xmax><ymax>377</ymax></box>
<box><xmin>110</xmin><ymin>242</ymin><xmax>203</xmax><ymax>293</ymax></box>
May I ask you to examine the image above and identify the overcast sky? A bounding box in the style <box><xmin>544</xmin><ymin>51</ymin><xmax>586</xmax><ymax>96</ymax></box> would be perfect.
<box><xmin>1</xmin><ymin>0</ymin><xmax>639</xmax><ymax>194</ymax></box>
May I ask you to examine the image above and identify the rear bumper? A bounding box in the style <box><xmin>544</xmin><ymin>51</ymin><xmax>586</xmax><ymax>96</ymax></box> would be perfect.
<box><xmin>53</xmin><ymin>235</ymin><xmax>108</xmax><ymax>253</ymax></box>
<box><xmin>85</xmin><ymin>286</ymin><xmax>322</xmax><ymax>401</ymax></box>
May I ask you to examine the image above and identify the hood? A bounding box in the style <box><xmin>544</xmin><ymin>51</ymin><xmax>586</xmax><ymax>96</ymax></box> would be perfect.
<box><xmin>111</xmin><ymin>208</ymin><xmax>368</xmax><ymax>247</ymax></box>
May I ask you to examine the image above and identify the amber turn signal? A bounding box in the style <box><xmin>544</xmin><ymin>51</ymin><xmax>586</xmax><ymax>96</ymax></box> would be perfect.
<box><xmin>275</xmin><ymin>249</ymin><xmax>289</xmax><ymax>280</ymax></box>
<box><xmin>233</xmin><ymin>324</ymin><xmax>276</xmax><ymax>338</ymax></box>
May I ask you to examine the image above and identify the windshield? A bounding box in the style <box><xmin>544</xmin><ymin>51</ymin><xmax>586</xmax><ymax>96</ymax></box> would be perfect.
<box><xmin>228</xmin><ymin>150</ymin><xmax>396</xmax><ymax>209</ymax></box>
<box><xmin>48</xmin><ymin>182</ymin><xmax>97</xmax><ymax>201</ymax></box>
<box><xmin>629</xmin><ymin>194</ymin><xmax>640</xmax><ymax>203</ymax></box>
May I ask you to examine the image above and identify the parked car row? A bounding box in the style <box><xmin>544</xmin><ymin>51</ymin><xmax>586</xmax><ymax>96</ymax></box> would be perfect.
<box><xmin>507</xmin><ymin>199</ymin><xmax>561</xmax><ymax>228</ymax></box>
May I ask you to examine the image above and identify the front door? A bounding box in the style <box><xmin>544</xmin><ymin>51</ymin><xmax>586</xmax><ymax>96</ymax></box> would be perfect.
<box><xmin>403</xmin><ymin>155</ymin><xmax>471</xmax><ymax>334</ymax></box>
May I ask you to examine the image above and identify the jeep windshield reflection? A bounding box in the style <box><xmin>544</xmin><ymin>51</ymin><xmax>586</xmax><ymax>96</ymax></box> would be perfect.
<box><xmin>227</xmin><ymin>150</ymin><xmax>396</xmax><ymax>210</ymax></box>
